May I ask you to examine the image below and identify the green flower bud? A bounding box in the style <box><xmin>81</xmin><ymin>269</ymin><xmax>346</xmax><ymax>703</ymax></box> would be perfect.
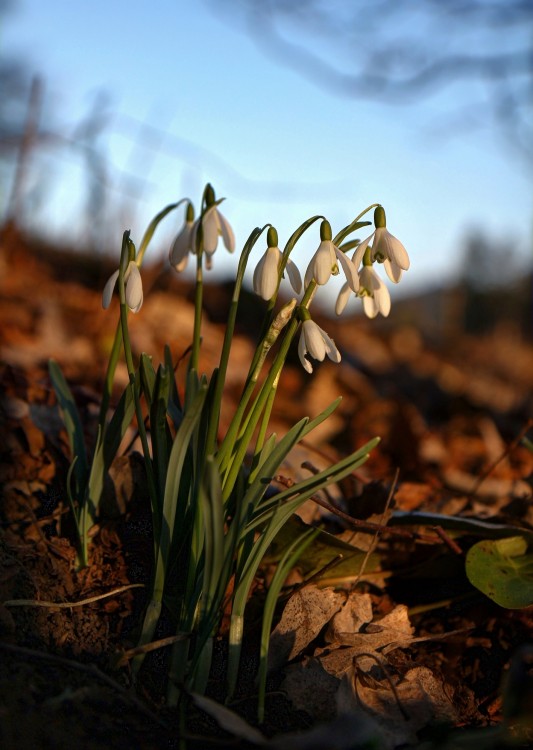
<box><xmin>374</xmin><ymin>206</ymin><xmax>386</xmax><ymax>229</ymax></box>
<box><xmin>127</xmin><ymin>237</ymin><xmax>136</xmax><ymax>263</ymax></box>
<box><xmin>205</xmin><ymin>183</ymin><xmax>215</xmax><ymax>207</ymax></box>
<box><xmin>320</xmin><ymin>219</ymin><xmax>332</xmax><ymax>241</ymax></box>
<box><xmin>267</xmin><ymin>226</ymin><xmax>279</xmax><ymax>248</ymax></box>
<box><xmin>186</xmin><ymin>202</ymin><xmax>195</xmax><ymax>222</ymax></box>
<box><xmin>363</xmin><ymin>246</ymin><xmax>373</xmax><ymax>266</ymax></box>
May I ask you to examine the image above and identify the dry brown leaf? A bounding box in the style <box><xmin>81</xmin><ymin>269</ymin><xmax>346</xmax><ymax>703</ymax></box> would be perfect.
<box><xmin>268</xmin><ymin>585</ymin><xmax>344</xmax><ymax>672</ymax></box>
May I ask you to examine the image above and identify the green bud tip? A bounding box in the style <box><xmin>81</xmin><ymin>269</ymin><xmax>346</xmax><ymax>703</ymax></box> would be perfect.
<box><xmin>374</xmin><ymin>206</ymin><xmax>386</xmax><ymax>229</ymax></box>
<box><xmin>320</xmin><ymin>219</ymin><xmax>332</xmax><ymax>241</ymax></box>
<box><xmin>267</xmin><ymin>226</ymin><xmax>278</xmax><ymax>248</ymax></box>
<box><xmin>205</xmin><ymin>183</ymin><xmax>215</xmax><ymax>206</ymax></box>
<box><xmin>363</xmin><ymin>246</ymin><xmax>373</xmax><ymax>266</ymax></box>
<box><xmin>127</xmin><ymin>237</ymin><xmax>136</xmax><ymax>263</ymax></box>
<box><xmin>186</xmin><ymin>202</ymin><xmax>195</xmax><ymax>222</ymax></box>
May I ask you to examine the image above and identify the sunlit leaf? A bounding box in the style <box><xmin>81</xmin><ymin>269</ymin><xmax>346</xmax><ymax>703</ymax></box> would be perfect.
<box><xmin>465</xmin><ymin>536</ymin><xmax>533</xmax><ymax>609</ymax></box>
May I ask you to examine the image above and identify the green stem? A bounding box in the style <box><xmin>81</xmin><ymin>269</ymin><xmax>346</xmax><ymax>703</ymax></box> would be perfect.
<box><xmin>217</xmin><ymin>298</ymin><xmax>297</xmax><ymax>475</ymax></box>
<box><xmin>205</xmin><ymin>227</ymin><xmax>265</xmax><ymax>457</ymax></box>
<box><xmin>117</xmin><ymin>277</ymin><xmax>159</xmax><ymax>542</ymax></box>
<box><xmin>221</xmin><ymin>315</ymin><xmax>299</xmax><ymax>502</ymax></box>
<box><xmin>332</xmin><ymin>203</ymin><xmax>379</xmax><ymax>247</ymax></box>
<box><xmin>225</xmin><ymin>280</ymin><xmax>317</xmax><ymax>481</ymax></box>
<box><xmin>99</xmin><ymin>201</ymin><xmax>186</xmax><ymax>424</ymax></box>
<box><xmin>190</xmin><ymin>252</ymin><xmax>204</xmax><ymax>373</ymax></box>
<box><xmin>249</xmin><ymin>372</ymin><xmax>279</xmax><ymax>483</ymax></box>
<box><xmin>98</xmin><ymin>321</ymin><xmax>122</xmax><ymax>424</ymax></box>
<box><xmin>218</xmin><ymin>218</ymin><xmax>323</xmax><ymax>471</ymax></box>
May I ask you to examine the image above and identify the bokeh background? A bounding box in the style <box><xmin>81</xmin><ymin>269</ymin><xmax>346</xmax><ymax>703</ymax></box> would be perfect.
<box><xmin>1</xmin><ymin>0</ymin><xmax>532</xmax><ymax>329</ymax></box>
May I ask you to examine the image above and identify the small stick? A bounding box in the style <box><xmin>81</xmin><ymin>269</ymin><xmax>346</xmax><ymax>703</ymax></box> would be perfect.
<box><xmin>4</xmin><ymin>583</ymin><xmax>144</xmax><ymax>609</ymax></box>
<box><xmin>353</xmin><ymin>651</ymin><xmax>409</xmax><ymax>721</ymax></box>
<box><xmin>432</xmin><ymin>525</ymin><xmax>463</xmax><ymax>555</ymax></box>
<box><xmin>114</xmin><ymin>633</ymin><xmax>188</xmax><ymax>667</ymax></box>
<box><xmin>352</xmin><ymin>469</ymin><xmax>399</xmax><ymax>587</ymax></box>
<box><xmin>273</xmin><ymin>473</ymin><xmax>423</xmax><ymax>541</ymax></box>
<box><xmin>469</xmin><ymin>418</ymin><xmax>533</xmax><ymax>497</ymax></box>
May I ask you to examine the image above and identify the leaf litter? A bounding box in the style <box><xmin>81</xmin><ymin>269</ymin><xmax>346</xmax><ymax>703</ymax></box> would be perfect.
<box><xmin>1</xmin><ymin>234</ymin><xmax>533</xmax><ymax>747</ymax></box>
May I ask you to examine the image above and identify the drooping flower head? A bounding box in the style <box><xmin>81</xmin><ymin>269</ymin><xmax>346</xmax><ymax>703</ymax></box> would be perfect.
<box><xmin>102</xmin><ymin>237</ymin><xmax>143</xmax><ymax>313</ymax></box>
<box><xmin>335</xmin><ymin>244</ymin><xmax>390</xmax><ymax>319</ymax></box>
<box><xmin>298</xmin><ymin>315</ymin><xmax>341</xmax><ymax>374</ymax></box>
<box><xmin>304</xmin><ymin>220</ymin><xmax>359</xmax><ymax>292</ymax></box>
<box><xmin>253</xmin><ymin>226</ymin><xmax>302</xmax><ymax>301</ymax></box>
<box><xmin>358</xmin><ymin>263</ymin><xmax>391</xmax><ymax>319</ymax></box>
<box><xmin>191</xmin><ymin>183</ymin><xmax>235</xmax><ymax>268</ymax></box>
<box><xmin>352</xmin><ymin>206</ymin><xmax>410</xmax><ymax>283</ymax></box>
<box><xmin>169</xmin><ymin>202</ymin><xmax>195</xmax><ymax>273</ymax></box>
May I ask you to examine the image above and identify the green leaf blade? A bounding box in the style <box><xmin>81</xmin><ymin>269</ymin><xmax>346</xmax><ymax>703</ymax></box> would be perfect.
<box><xmin>465</xmin><ymin>536</ymin><xmax>533</xmax><ymax>609</ymax></box>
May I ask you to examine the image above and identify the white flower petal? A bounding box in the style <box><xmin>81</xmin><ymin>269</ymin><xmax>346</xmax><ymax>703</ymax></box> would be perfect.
<box><xmin>298</xmin><ymin>330</ymin><xmax>313</xmax><ymax>373</ymax></box>
<box><xmin>169</xmin><ymin>222</ymin><xmax>193</xmax><ymax>269</ymax></box>
<box><xmin>317</xmin><ymin>325</ymin><xmax>341</xmax><ymax>363</ymax></box>
<box><xmin>359</xmin><ymin>266</ymin><xmax>376</xmax><ymax>292</ymax></box>
<box><xmin>307</xmin><ymin>241</ymin><xmax>335</xmax><ymax>286</ymax></box>
<box><xmin>303</xmin><ymin>320</ymin><xmax>326</xmax><ymax>361</ymax></box>
<box><xmin>383</xmin><ymin>258</ymin><xmax>403</xmax><ymax>283</ymax></box>
<box><xmin>285</xmin><ymin>258</ymin><xmax>302</xmax><ymax>295</ymax></box>
<box><xmin>359</xmin><ymin>266</ymin><xmax>391</xmax><ymax>318</ymax></box>
<box><xmin>386</xmin><ymin>233</ymin><xmax>410</xmax><ymax>270</ymax></box>
<box><xmin>202</xmin><ymin>207</ymin><xmax>219</xmax><ymax>253</ymax></box>
<box><xmin>374</xmin><ymin>278</ymin><xmax>391</xmax><ymax>317</ymax></box>
<box><xmin>253</xmin><ymin>253</ymin><xmax>267</xmax><ymax>296</ymax></box>
<box><xmin>254</xmin><ymin>246</ymin><xmax>280</xmax><ymax>300</ymax></box>
<box><xmin>102</xmin><ymin>269</ymin><xmax>119</xmax><ymax>309</ymax></box>
<box><xmin>334</xmin><ymin>247</ymin><xmax>359</xmax><ymax>292</ymax></box>
<box><xmin>351</xmin><ymin>234</ymin><xmax>373</xmax><ymax>269</ymax></box>
<box><xmin>190</xmin><ymin>219</ymin><xmax>201</xmax><ymax>254</ymax></box>
<box><xmin>217</xmin><ymin>209</ymin><xmax>235</xmax><ymax>253</ymax></box>
<box><xmin>362</xmin><ymin>295</ymin><xmax>378</xmax><ymax>319</ymax></box>
<box><xmin>125</xmin><ymin>262</ymin><xmax>143</xmax><ymax>313</ymax></box>
<box><xmin>174</xmin><ymin>256</ymin><xmax>189</xmax><ymax>273</ymax></box>
<box><xmin>373</xmin><ymin>228</ymin><xmax>410</xmax><ymax>279</ymax></box>
<box><xmin>335</xmin><ymin>282</ymin><xmax>352</xmax><ymax>315</ymax></box>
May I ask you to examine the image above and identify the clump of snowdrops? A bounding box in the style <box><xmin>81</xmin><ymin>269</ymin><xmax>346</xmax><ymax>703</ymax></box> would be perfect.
<box><xmin>49</xmin><ymin>183</ymin><xmax>409</xmax><ymax>717</ymax></box>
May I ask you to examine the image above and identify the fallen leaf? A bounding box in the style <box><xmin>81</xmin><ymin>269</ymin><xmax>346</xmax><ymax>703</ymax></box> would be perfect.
<box><xmin>268</xmin><ymin>585</ymin><xmax>344</xmax><ymax>671</ymax></box>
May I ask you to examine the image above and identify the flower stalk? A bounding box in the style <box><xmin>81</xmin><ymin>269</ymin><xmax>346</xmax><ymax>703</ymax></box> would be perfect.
<box><xmin>50</xmin><ymin>184</ymin><xmax>407</xmax><ymax>720</ymax></box>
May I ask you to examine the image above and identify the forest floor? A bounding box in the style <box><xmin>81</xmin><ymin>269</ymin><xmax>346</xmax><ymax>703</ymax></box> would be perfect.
<box><xmin>1</xmin><ymin>225</ymin><xmax>533</xmax><ymax>749</ymax></box>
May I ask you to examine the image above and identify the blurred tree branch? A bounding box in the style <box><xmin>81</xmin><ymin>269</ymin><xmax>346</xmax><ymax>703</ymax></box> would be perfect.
<box><xmin>212</xmin><ymin>0</ymin><xmax>532</xmax><ymax>163</ymax></box>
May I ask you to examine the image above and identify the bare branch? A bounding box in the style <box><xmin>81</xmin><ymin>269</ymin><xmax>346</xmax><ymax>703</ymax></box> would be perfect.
<box><xmin>212</xmin><ymin>0</ymin><xmax>533</xmax><ymax>162</ymax></box>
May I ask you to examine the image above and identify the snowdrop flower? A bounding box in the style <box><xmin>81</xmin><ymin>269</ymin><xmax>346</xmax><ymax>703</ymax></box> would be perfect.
<box><xmin>169</xmin><ymin>203</ymin><xmax>195</xmax><ymax>273</ymax></box>
<box><xmin>336</xmin><ymin>258</ymin><xmax>391</xmax><ymax>319</ymax></box>
<box><xmin>298</xmin><ymin>318</ymin><xmax>341</xmax><ymax>374</ymax></box>
<box><xmin>304</xmin><ymin>220</ymin><xmax>359</xmax><ymax>292</ymax></box>
<box><xmin>102</xmin><ymin>260</ymin><xmax>143</xmax><ymax>313</ymax></box>
<box><xmin>352</xmin><ymin>206</ymin><xmax>410</xmax><ymax>283</ymax></box>
<box><xmin>190</xmin><ymin>184</ymin><xmax>235</xmax><ymax>268</ymax></box>
<box><xmin>358</xmin><ymin>265</ymin><xmax>391</xmax><ymax>318</ymax></box>
<box><xmin>253</xmin><ymin>227</ymin><xmax>302</xmax><ymax>300</ymax></box>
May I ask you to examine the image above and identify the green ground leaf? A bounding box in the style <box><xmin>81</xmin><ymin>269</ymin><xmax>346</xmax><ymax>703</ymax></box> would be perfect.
<box><xmin>266</xmin><ymin>515</ymin><xmax>379</xmax><ymax>579</ymax></box>
<box><xmin>465</xmin><ymin>536</ymin><xmax>533</xmax><ymax>609</ymax></box>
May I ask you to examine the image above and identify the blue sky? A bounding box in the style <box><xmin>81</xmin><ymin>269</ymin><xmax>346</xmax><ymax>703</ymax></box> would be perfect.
<box><xmin>3</xmin><ymin>0</ymin><xmax>531</xmax><ymax>303</ymax></box>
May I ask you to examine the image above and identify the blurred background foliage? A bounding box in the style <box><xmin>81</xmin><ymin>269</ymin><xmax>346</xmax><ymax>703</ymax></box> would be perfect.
<box><xmin>0</xmin><ymin>0</ymin><xmax>531</xmax><ymax>338</ymax></box>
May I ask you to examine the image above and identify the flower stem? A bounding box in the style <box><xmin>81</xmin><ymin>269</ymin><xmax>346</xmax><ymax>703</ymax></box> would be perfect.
<box><xmin>117</xmin><ymin>268</ymin><xmax>159</xmax><ymax>543</ymax></box>
<box><xmin>190</xmin><ymin>252</ymin><xmax>204</xmax><ymax>373</ymax></box>
<box><xmin>204</xmin><ymin>227</ymin><xmax>264</xmax><ymax>457</ymax></box>
<box><xmin>221</xmin><ymin>314</ymin><xmax>300</xmax><ymax>502</ymax></box>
